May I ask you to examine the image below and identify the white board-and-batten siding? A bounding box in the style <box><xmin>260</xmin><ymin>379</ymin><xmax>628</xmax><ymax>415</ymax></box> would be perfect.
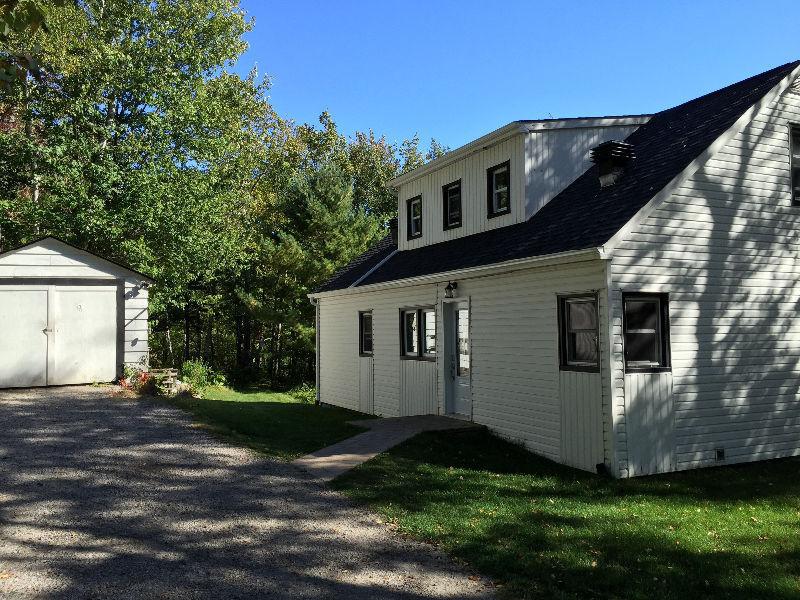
<box><xmin>0</xmin><ymin>238</ymin><xmax>149</xmax><ymax>369</ymax></box>
<box><xmin>609</xmin><ymin>83</ymin><xmax>800</xmax><ymax>476</ymax></box>
<box><xmin>396</xmin><ymin>124</ymin><xmax>642</xmax><ymax>252</ymax></box>
<box><xmin>318</xmin><ymin>258</ymin><xmax>607</xmax><ymax>472</ymax></box>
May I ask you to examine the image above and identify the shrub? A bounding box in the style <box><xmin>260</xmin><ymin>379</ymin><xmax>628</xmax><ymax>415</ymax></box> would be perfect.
<box><xmin>288</xmin><ymin>383</ymin><xmax>317</xmax><ymax>404</ymax></box>
<box><xmin>180</xmin><ymin>360</ymin><xmax>226</xmax><ymax>395</ymax></box>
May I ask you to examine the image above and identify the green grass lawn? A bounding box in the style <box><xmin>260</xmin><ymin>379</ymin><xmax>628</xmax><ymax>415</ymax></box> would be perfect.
<box><xmin>333</xmin><ymin>429</ymin><xmax>800</xmax><ymax>600</ymax></box>
<box><xmin>164</xmin><ymin>386</ymin><xmax>370</xmax><ymax>460</ymax></box>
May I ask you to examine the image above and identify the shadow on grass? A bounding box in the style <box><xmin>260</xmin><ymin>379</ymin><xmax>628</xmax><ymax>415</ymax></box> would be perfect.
<box><xmin>163</xmin><ymin>390</ymin><xmax>370</xmax><ymax>460</ymax></box>
<box><xmin>334</xmin><ymin>429</ymin><xmax>800</xmax><ymax>600</ymax></box>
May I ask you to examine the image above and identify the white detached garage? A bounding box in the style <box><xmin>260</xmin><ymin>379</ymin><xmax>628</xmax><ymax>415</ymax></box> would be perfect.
<box><xmin>0</xmin><ymin>237</ymin><xmax>151</xmax><ymax>388</ymax></box>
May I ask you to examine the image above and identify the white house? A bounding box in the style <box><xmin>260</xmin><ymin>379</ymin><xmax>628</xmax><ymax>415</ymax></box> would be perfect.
<box><xmin>309</xmin><ymin>61</ymin><xmax>800</xmax><ymax>477</ymax></box>
<box><xmin>0</xmin><ymin>237</ymin><xmax>151</xmax><ymax>388</ymax></box>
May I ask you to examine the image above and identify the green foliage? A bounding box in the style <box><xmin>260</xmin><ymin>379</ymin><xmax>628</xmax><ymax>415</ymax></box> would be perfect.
<box><xmin>0</xmin><ymin>0</ymin><xmax>67</xmax><ymax>85</ymax></box>
<box><xmin>335</xmin><ymin>429</ymin><xmax>800</xmax><ymax>600</ymax></box>
<box><xmin>180</xmin><ymin>359</ymin><xmax>226</xmax><ymax>393</ymax></box>
<box><xmin>288</xmin><ymin>383</ymin><xmax>316</xmax><ymax>404</ymax></box>
<box><xmin>0</xmin><ymin>0</ymin><xmax>449</xmax><ymax>388</ymax></box>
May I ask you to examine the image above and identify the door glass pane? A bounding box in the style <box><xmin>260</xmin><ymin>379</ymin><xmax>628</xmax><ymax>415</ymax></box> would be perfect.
<box><xmin>456</xmin><ymin>307</ymin><xmax>470</xmax><ymax>376</ymax></box>
<box><xmin>361</xmin><ymin>313</ymin><xmax>372</xmax><ymax>353</ymax></box>
<box><xmin>404</xmin><ymin>311</ymin><xmax>418</xmax><ymax>355</ymax></box>
<box><xmin>422</xmin><ymin>309</ymin><xmax>436</xmax><ymax>355</ymax></box>
<box><xmin>625</xmin><ymin>299</ymin><xmax>658</xmax><ymax>331</ymax></box>
<box><xmin>625</xmin><ymin>332</ymin><xmax>659</xmax><ymax>364</ymax></box>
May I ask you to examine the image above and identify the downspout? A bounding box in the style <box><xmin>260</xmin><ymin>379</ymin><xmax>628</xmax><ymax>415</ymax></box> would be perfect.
<box><xmin>310</xmin><ymin>297</ymin><xmax>321</xmax><ymax>405</ymax></box>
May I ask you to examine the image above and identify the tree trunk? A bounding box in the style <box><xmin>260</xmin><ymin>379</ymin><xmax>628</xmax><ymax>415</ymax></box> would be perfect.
<box><xmin>183</xmin><ymin>305</ymin><xmax>190</xmax><ymax>363</ymax></box>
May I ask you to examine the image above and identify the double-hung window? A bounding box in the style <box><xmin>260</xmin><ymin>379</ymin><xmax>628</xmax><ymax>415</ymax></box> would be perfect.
<box><xmin>558</xmin><ymin>295</ymin><xmax>599</xmax><ymax>371</ymax></box>
<box><xmin>791</xmin><ymin>126</ymin><xmax>800</xmax><ymax>205</ymax></box>
<box><xmin>622</xmin><ymin>293</ymin><xmax>670</xmax><ymax>371</ymax></box>
<box><xmin>358</xmin><ymin>311</ymin><xmax>373</xmax><ymax>356</ymax></box>
<box><xmin>487</xmin><ymin>160</ymin><xmax>511</xmax><ymax>217</ymax></box>
<box><xmin>442</xmin><ymin>180</ymin><xmax>462</xmax><ymax>230</ymax></box>
<box><xmin>407</xmin><ymin>195</ymin><xmax>422</xmax><ymax>239</ymax></box>
<box><xmin>401</xmin><ymin>307</ymin><xmax>436</xmax><ymax>359</ymax></box>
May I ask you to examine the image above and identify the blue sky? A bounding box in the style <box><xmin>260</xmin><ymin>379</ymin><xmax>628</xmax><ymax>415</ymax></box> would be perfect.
<box><xmin>236</xmin><ymin>0</ymin><xmax>800</xmax><ymax>151</ymax></box>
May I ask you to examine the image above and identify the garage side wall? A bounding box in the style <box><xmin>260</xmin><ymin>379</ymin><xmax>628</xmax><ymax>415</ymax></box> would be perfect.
<box><xmin>610</xmin><ymin>83</ymin><xmax>800</xmax><ymax>475</ymax></box>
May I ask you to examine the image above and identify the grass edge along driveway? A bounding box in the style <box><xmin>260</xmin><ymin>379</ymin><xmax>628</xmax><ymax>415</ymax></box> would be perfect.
<box><xmin>332</xmin><ymin>429</ymin><xmax>800</xmax><ymax>600</ymax></box>
<box><xmin>162</xmin><ymin>386</ymin><xmax>370</xmax><ymax>460</ymax></box>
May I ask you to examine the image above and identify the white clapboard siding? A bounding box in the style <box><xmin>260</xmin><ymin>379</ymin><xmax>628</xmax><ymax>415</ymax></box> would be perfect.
<box><xmin>0</xmin><ymin>238</ymin><xmax>149</xmax><ymax>371</ymax></box>
<box><xmin>624</xmin><ymin>372</ymin><xmax>674</xmax><ymax>476</ymax></box>
<box><xmin>358</xmin><ymin>356</ymin><xmax>374</xmax><ymax>413</ymax></box>
<box><xmin>397</xmin><ymin>135</ymin><xmax>525</xmax><ymax>251</ymax></box>
<box><xmin>318</xmin><ymin>284</ymin><xmax>438</xmax><ymax>416</ymax></box>
<box><xmin>437</xmin><ymin>259</ymin><xmax>606</xmax><ymax>464</ymax></box>
<box><xmin>524</xmin><ymin>125</ymin><xmax>639</xmax><ymax>218</ymax></box>
<box><xmin>610</xmin><ymin>81</ymin><xmax>800</xmax><ymax>475</ymax></box>
<box><xmin>560</xmin><ymin>371</ymin><xmax>604</xmax><ymax>471</ymax></box>
<box><xmin>399</xmin><ymin>359</ymin><xmax>437</xmax><ymax>416</ymax></box>
<box><xmin>395</xmin><ymin>124</ymin><xmax>642</xmax><ymax>252</ymax></box>
<box><xmin>318</xmin><ymin>257</ymin><xmax>607</xmax><ymax>469</ymax></box>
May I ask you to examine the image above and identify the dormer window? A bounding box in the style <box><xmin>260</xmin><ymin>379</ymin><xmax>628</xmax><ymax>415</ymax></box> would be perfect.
<box><xmin>487</xmin><ymin>161</ymin><xmax>510</xmax><ymax>218</ymax></box>
<box><xmin>442</xmin><ymin>180</ymin><xmax>462</xmax><ymax>230</ymax></box>
<box><xmin>407</xmin><ymin>195</ymin><xmax>422</xmax><ymax>239</ymax></box>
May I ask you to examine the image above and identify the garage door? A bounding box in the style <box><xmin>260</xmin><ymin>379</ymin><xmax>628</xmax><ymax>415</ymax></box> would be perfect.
<box><xmin>0</xmin><ymin>285</ymin><xmax>118</xmax><ymax>388</ymax></box>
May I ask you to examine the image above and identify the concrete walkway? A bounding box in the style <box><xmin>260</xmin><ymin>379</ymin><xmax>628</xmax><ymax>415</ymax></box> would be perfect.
<box><xmin>292</xmin><ymin>415</ymin><xmax>481</xmax><ymax>482</ymax></box>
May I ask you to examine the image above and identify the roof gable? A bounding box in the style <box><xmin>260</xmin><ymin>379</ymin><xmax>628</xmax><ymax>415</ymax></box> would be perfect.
<box><xmin>0</xmin><ymin>237</ymin><xmax>153</xmax><ymax>282</ymax></box>
<box><xmin>316</xmin><ymin>61</ymin><xmax>800</xmax><ymax>294</ymax></box>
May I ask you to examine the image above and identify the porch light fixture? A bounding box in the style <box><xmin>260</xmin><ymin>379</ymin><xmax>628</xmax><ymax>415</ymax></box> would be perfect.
<box><xmin>444</xmin><ymin>281</ymin><xmax>458</xmax><ymax>298</ymax></box>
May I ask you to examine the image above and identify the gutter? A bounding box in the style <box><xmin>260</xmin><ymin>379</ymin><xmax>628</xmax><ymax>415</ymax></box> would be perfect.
<box><xmin>309</xmin><ymin>246</ymin><xmax>602</xmax><ymax>300</ymax></box>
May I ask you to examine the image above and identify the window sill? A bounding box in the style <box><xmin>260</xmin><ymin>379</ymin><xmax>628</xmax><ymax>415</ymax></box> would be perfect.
<box><xmin>625</xmin><ymin>366</ymin><xmax>671</xmax><ymax>374</ymax></box>
<box><xmin>487</xmin><ymin>209</ymin><xmax>511</xmax><ymax>220</ymax></box>
<box><xmin>359</xmin><ymin>353</ymin><xmax>373</xmax><ymax>358</ymax></box>
<box><xmin>407</xmin><ymin>233</ymin><xmax>422</xmax><ymax>240</ymax></box>
<box><xmin>400</xmin><ymin>355</ymin><xmax>436</xmax><ymax>362</ymax></box>
<box><xmin>443</xmin><ymin>222</ymin><xmax>462</xmax><ymax>231</ymax></box>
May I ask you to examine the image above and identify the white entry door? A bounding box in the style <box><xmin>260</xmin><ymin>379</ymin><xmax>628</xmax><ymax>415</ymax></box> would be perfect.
<box><xmin>445</xmin><ymin>301</ymin><xmax>471</xmax><ymax>417</ymax></box>
<box><xmin>0</xmin><ymin>284</ymin><xmax>118</xmax><ymax>388</ymax></box>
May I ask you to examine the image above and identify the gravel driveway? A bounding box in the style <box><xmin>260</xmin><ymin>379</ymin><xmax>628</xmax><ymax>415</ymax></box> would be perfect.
<box><xmin>0</xmin><ymin>386</ymin><xmax>493</xmax><ymax>599</ymax></box>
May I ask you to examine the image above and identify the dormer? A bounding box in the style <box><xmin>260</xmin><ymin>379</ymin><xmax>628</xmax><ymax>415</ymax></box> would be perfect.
<box><xmin>389</xmin><ymin>115</ymin><xmax>651</xmax><ymax>251</ymax></box>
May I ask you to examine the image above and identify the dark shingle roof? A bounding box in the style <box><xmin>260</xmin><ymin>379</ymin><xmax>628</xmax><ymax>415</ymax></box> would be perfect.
<box><xmin>317</xmin><ymin>234</ymin><xmax>395</xmax><ymax>292</ymax></box>
<box><xmin>317</xmin><ymin>61</ymin><xmax>799</xmax><ymax>293</ymax></box>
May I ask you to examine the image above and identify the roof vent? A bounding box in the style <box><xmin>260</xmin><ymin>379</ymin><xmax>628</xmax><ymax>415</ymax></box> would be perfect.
<box><xmin>590</xmin><ymin>141</ymin><xmax>635</xmax><ymax>187</ymax></box>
